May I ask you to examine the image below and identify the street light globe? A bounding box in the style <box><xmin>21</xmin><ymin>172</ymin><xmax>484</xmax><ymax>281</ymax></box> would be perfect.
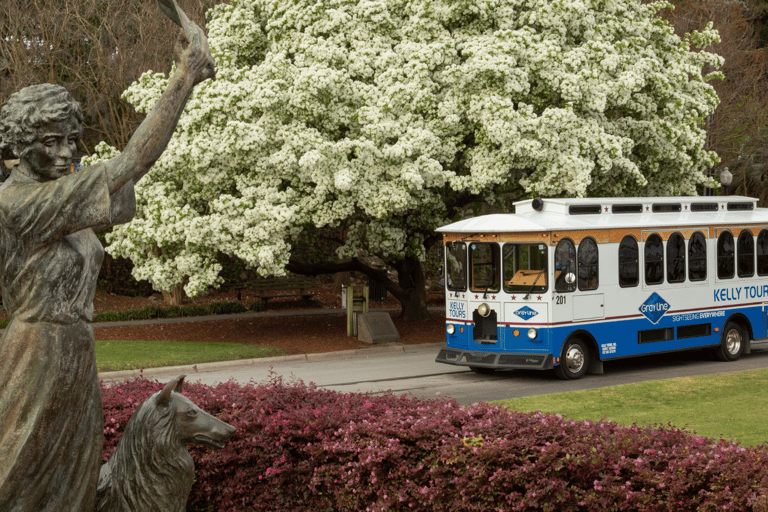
<box><xmin>720</xmin><ymin>168</ymin><xmax>733</xmax><ymax>187</ymax></box>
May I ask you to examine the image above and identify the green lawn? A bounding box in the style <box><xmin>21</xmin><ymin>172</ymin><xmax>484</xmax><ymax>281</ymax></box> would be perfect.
<box><xmin>494</xmin><ymin>369</ymin><xmax>768</xmax><ymax>447</ymax></box>
<box><xmin>96</xmin><ymin>339</ymin><xmax>282</xmax><ymax>372</ymax></box>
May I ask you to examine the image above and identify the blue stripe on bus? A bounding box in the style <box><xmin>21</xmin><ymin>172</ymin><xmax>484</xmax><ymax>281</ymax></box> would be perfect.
<box><xmin>446</xmin><ymin>303</ymin><xmax>765</xmax><ymax>360</ymax></box>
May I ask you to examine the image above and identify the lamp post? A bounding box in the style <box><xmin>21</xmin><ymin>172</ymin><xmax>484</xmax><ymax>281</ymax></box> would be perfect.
<box><xmin>720</xmin><ymin>167</ymin><xmax>732</xmax><ymax>196</ymax></box>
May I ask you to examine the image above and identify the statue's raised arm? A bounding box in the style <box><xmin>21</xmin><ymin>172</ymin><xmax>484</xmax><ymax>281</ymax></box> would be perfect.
<box><xmin>107</xmin><ymin>0</ymin><xmax>215</xmax><ymax>194</ymax></box>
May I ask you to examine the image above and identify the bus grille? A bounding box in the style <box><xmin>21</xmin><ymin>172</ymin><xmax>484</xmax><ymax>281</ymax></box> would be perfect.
<box><xmin>638</xmin><ymin>327</ymin><xmax>674</xmax><ymax>344</ymax></box>
<box><xmin>473</xmin><ymin>310</ymin><xmax>498</xmax><ymax>342</ymax></box>
<box><xmin>677</xmin><ymin>323</ymin><xmax>711</xmax><ymax>339</ymax></box>
<box><xmin>464</xmin><ymin>353</ymin><xmax>497</xmax><ymax>365</ymax></box>
<box><xmin>498</xmin><ymin>354</ymin><xmax>547</xmax><ymax>367</ymax></box>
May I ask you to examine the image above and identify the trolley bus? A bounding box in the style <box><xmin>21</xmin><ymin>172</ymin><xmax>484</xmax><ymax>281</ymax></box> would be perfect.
<box><xmin>435</xmin><ymin>196</ymin><xmax>768</xmax><ymax>379</ymax></box>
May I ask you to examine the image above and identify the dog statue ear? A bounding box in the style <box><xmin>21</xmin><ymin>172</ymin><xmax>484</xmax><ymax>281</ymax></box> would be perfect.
<box><xmin>175</xmin><ymin>375</ymin><xmax>185</xmax><ymax>393</ymax></box>
<box><xmin>157</xmin><ymin>374</ymin><xmax>187</xmax><ymax>407</ymax></box>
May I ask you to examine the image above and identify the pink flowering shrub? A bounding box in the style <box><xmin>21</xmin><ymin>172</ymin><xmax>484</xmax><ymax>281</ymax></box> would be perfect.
<box><xmin>101</xmin><ymin>376</ymin><xmax>768</xmax><ymax>511</ymax></box>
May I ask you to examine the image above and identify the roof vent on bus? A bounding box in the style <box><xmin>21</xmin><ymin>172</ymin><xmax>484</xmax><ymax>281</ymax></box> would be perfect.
<box><xmin>652</xmin><ymin>203</ymin><xmax>681</xmax><ymax>213</ymax></box>
<box><xmin>531</xmin><ymin>198</ymin><xmax>544</xmax><ymax>211</ymax></box>
<box><xmin>727</xmin><ymin>202</ymin><xmax>754</xmax><ymax>211</ymax></box>
<box><xmin>568</xmin><ymin>204</ymin><xmax>601</xmax><ymax>215</ymax></box>
<box><xmin>612</xmin><ymin>204</ymin><xmax>643</xmax><ymax>214</ymax></box>
<box><xmin>691</xmin><ymin>203</ymin><xmax>718</xmax><ymax>212</ymax></box>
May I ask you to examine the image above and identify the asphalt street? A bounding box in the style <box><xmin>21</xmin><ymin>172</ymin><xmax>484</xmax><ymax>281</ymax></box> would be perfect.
<box><xmin>101</xmin><ymin>342</ymin><xmax>768</xmax><ymax>404</ymax></box>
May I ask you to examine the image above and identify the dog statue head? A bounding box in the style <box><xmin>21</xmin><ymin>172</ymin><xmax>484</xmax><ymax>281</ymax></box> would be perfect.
<box><xmin>156</xmin><ymin>375</ymin><xmax>236</xmax><ymax>449</ymax></box>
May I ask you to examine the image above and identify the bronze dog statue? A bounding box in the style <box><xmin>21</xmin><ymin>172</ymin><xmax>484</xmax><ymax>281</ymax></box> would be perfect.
<box><xmin>97</xmin><ymin>376</ymin><xmax>235</xmax><ymax>512</ymax></box>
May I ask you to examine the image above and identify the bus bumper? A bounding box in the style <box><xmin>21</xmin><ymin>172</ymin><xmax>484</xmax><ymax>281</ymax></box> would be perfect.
<box><xmin>435</xmin><ymin>348</ymin><xmax>553</xmax><ymax>371</ymax></box>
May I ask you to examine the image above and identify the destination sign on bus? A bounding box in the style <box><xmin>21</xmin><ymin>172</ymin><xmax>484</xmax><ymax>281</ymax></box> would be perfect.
<box><xmin>714</xmin><ymin>285</ymin><xmax>768</xmax><ymax>302</ymax></box>
<box><xmin>448</xmin><ymin>301</ymin><xmax>467</xmax><ymax>319</ymax></box>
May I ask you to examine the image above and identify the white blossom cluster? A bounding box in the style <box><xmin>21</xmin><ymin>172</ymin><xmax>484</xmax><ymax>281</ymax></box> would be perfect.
<box><xmin>89</xmin><ymin>0</ymin><xmax>721</xmax><ymax>296</ymax></box>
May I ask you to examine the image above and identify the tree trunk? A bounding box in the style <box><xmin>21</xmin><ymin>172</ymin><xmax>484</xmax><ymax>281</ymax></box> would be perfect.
<box><xmin>394</xmin><ymin>255</ymin><xmax>431</xmax><ymax>321</ymax></box>
<box><xmin>332</xmin><ymin>272</ymin><xmax>351</xmax><ymax>293</ymax></box>
<box><xmin>161</xmin><ymin>282</ymin><xmax>184</xmax><ymax>306</ymax></box>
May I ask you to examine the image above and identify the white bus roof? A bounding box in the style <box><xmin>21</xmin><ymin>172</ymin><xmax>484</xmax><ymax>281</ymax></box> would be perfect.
<box><xmin>437</xmin><ymin>196</ymin><xmax>768</xmax><ymax>233</ymax></box>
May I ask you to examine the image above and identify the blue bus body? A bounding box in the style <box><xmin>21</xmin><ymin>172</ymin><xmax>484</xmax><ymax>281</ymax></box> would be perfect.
<box><xmin>435</xmin><ymin>197</ymin><xmax>768</xmax><ymax>379</ymax></box>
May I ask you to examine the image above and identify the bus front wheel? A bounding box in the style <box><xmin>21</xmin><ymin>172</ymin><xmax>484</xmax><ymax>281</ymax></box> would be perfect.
<box><xmin>715</xmin><ymin>322</ymin><xmax>745</xmax><ymax>362</ymax></box>
<box><xmin>554</xmin><ymin>338</ymin><xmax>589</xmax><ymax>380</ymax></box>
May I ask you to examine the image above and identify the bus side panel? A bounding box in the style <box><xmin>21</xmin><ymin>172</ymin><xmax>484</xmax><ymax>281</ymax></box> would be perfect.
<box><xmin>550</xmin><ymin>304</ymin><xmax>762</xmax><ymax>360</ymax></box>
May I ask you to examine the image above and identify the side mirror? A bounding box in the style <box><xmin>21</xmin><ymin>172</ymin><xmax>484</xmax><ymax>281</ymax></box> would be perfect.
<box><xmin>565</xmin><ymin>273</ymin><xmax>576</xmax><ymax>285</ymax></box>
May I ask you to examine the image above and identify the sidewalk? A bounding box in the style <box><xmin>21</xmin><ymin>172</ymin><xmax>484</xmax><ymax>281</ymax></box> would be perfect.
<box><xmin>99</xmin><ymin>341</ymin><xmax>445</xmax><ymax>384</ymax></box>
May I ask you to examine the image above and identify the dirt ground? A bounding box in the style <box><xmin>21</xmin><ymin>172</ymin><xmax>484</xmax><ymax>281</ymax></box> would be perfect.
<box><xmin>87</xmin><ymin>283</ymin><xmax>447</xmax><ymax>355</ymax></box>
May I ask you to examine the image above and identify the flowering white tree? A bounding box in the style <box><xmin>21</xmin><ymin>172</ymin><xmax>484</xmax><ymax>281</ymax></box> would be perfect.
<box><xmin>87</xmin><ymin>0</ymin><xmax>722</xmax><ymax>319</ymax></box>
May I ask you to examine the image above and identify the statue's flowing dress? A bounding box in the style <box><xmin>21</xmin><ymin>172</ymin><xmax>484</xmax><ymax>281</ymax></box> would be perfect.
<box><xmin>0</xmin><ymin>165</ymin><xmax>134</xmax><ymax>511</ymax></box>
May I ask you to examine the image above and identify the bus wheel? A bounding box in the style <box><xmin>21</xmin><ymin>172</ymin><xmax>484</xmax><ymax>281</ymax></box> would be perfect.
<box><xmin>554</xmin><ymin>338</ymin><xmax>589</xmax><ymax>380</ymax></box>
<box><xmin>715</xmin><ymin>322</ymin><xmax>745</xmax><ymax>362</ymax></box>
<box><xmin>470</xmin><ymin>366</ymin><xmax>495</xmax><ymax>375</ymax></box>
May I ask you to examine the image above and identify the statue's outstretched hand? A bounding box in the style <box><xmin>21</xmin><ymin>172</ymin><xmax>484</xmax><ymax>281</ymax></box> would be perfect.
<box><xmin>158</xmin><ymin>0</ymin><xmax>215</xmax><ymax>84</ymax></box>
<box><xmin>175</xmin><ymin>18</ymin><xmax>215</xmax><ymax>85</ymax></box>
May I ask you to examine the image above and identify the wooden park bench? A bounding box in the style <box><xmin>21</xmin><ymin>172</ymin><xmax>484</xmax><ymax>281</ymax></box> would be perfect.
<box><xmin>250</xmin><ymin>276</ymin><xmax>317</xmax><ymax>304</ymax></box>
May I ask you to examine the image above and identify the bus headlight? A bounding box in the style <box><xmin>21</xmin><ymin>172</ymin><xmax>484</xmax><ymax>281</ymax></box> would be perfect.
<box><xmin>446</xmin><ymin>324</ymin><xmax>456</xmax><ymax>335</ymax></box>
<box><xmin>527</xmin><ymin>328</ymin><xmax>538</xmax><ymax>340</ymax></box>
<box><xmin>477</xmin><ymin>303</ymin><xmax>491</xmax><ymax>317</ymax></box>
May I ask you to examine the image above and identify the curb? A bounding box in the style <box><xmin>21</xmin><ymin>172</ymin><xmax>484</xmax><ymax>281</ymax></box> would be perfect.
<box><xmin>99</xmin><ymin>342</ymin><xmax>445</xmax><ymax>383</ymax></box>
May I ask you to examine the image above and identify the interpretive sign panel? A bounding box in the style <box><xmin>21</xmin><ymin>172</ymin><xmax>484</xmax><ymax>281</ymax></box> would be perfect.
<box><xmin>357</xmin><ymin>312</ymin><xmax>400</xmax><ymax>344</ymax></box>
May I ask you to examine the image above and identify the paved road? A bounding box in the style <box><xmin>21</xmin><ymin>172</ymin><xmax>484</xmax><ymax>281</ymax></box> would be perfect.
<box><xmin>101</xmin><ymin>343</ymin><xmax>768</xmax><ymax>404</ymax></box>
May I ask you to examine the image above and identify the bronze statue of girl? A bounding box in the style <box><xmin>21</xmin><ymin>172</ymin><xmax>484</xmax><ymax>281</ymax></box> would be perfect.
<box><xmin>0</xmin><ymin>4</ymin><xmax>214</xmax><ymax>510</ymax></box>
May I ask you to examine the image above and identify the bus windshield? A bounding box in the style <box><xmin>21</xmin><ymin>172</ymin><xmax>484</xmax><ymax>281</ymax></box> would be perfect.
<box><xmin>445</xmin><ymin>242</ymin><xmax>467</xmax><ymax>291</ymax></box>
<box><xmin>470</xmin><ymin>243</ymin><xmax>500</xmax><ymax>292</ymax></box>
<box><xmin>503</xmin><ymin>243</ymin><xmax>548</xmax><ymax>293</ymax></box>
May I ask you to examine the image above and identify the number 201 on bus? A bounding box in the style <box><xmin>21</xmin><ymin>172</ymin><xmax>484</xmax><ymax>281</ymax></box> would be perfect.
<box><xmin>435</xmin><ymin>196</ymin><xmax>768</xmax><ymax>380</ymax></box>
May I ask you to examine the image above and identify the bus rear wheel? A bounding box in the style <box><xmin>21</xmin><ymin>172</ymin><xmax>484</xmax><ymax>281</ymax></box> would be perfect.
<box><xmin>554</xmin><ymin>338</ymin><xmax>589</xmax><ymax>380</ymax></box>
<box><xmin>715</xmin><ymin>322</ymin><xmax>745</xmax><ymax>362</ymax></box>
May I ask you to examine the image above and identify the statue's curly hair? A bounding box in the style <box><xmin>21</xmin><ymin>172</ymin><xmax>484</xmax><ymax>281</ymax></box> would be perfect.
<box><xmin>0</xmin><ymin>84</ymin><xmax>83</xmax><ymax>161</ymax></box>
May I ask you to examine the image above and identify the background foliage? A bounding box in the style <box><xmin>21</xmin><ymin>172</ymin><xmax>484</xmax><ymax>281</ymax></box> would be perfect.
<box><xmin>85</xmin><ymin>0</ymin><xmax>722</xmax><ymax>312</ymax></box>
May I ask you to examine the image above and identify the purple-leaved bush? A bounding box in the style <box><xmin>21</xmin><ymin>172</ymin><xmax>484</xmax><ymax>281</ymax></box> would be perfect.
<box><xmin>101</xmin><ymin>375</ymin><xmax>768</xmax><ymax>512</ymax></box>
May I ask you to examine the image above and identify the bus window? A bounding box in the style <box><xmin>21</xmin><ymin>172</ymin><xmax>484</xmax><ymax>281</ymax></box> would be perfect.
<box><xmin>578</xmin><ymin>237</ymin><xmax>598</xmax><ymax>291</ymax></box>
<box><xmin>688</xmin><ymin>231</ymin><xmax>707</xmax><ymax>281</ymax></box>
<box><xmin>758</xmin><ymin>229</ymin><xmax>768</xmax><ymax>276</ymax></box>
<box><xmin>666</xmin><ymin>232</ymin><xmax>685</xmax><ymax>283</ymax></box>
<box><xmin>554</xmin><ymin>238</ymin><xmax>576</xmax><ymax>292</ymax></box>
<box><xmin>445</xmin><ymin>242</ymin><xmax>467</xmax><ymax>291</ymax></box>
<box><xmin>645</xmin><ymin>234</ymin><xmax>663</xmax><ymax>285</ymax></box>
<box><xmin>619</xmin><ymin>235</ymin><xmax>638</xmax><ymax>287</ymax></box>
<box><xmin>503</xmin><ymin>243</ymin><xmax>548</xmax><ymax>293</ymax></box>
<box><xmin>718</xmin><ymin>231</ymin><xmax>735</xmax><ymax>279</ymax></box>
<box><xmin>469</xmin><ymin>243</ymin><xmax>500</xmax><ymax>293</ymax></box>
<box><xmin>737</xmin><ymin>230</ymin><xmax>755</xmax><ymax>278</ymax></box>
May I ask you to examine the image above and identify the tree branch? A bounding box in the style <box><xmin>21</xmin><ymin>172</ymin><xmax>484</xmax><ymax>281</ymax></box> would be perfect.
<box><xmin>286</xmin><ymin>257</ymin><xmax>405</xmax><ymax>301</ymax></box>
